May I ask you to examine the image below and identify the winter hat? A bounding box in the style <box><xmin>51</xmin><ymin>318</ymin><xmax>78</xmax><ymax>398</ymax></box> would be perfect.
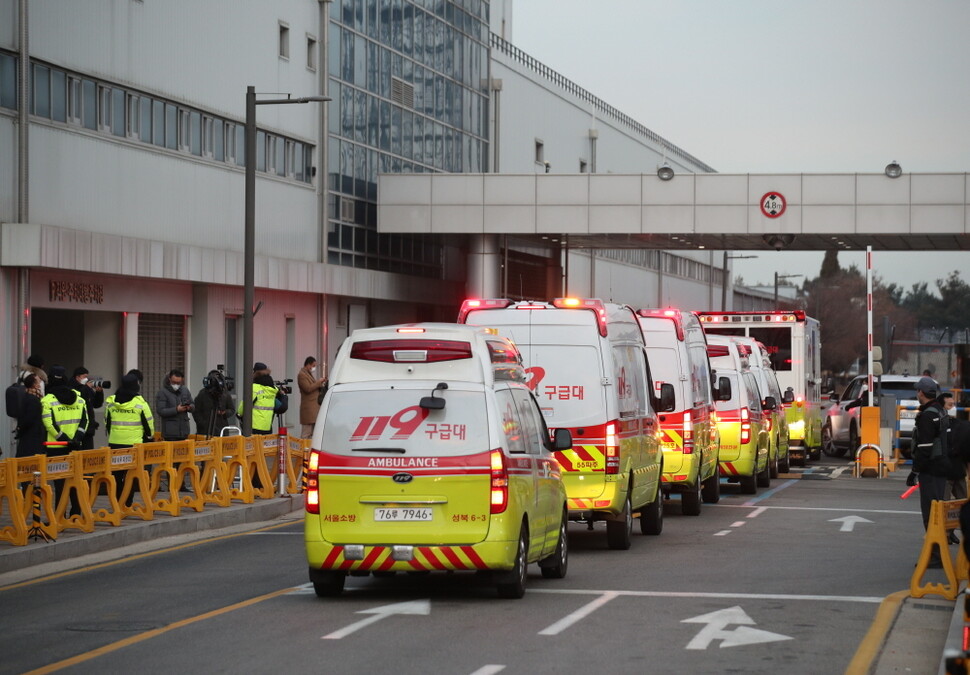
<box><xmin>27</xmin><ymin>354</ymin><xmax>44</xmax><ymax>368</ymax></box>
<box><xmin>49</xmin><ymin>365</ymin><xmax>67</xmax><ymax>385</ymax></box>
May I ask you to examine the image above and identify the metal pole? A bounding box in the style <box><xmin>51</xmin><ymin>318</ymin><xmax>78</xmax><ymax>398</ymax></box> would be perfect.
<box><xmin>243</xmin><ymin>86</ymin><xmax>256</xmax><ymax>436</ymax></box>
<box><xmin>866</xmin><ymin>246</ymin><xmax>874</xmax><ymax>406</ymax></box>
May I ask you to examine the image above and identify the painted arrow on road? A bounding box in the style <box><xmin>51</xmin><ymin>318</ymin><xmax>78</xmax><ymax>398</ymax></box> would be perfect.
<box><xmin>829</xmin><ymin>515</ymin><xmax>874</xmax><ymax>532</ymax></box>
<box><xmin>322</xmin><ymin>599</ymin><xmax>431</xmax><ymax>640</ymax></box>
<box><xmin>682</xmin><ymin>606</ymin><xmax>793</xmax><ymax>650</ymax></box>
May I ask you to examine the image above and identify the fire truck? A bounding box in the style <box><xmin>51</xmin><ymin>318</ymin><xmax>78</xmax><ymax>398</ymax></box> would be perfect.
<box><xmin>696</xmin><ymin>310</ymin><xmax>822</xmax><ymax>465</ymax></box>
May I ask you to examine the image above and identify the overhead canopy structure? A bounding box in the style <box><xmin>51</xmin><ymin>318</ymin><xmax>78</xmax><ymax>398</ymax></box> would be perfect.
<box><xmin>378</xmin><ymin>172</ymin><xmax>970</xmax><ymax>251</ymax></box>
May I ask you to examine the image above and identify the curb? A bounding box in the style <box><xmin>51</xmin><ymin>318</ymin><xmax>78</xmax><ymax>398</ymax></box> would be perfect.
<box><xmin>0</xmin><ymin>495</ymin><xmax>304</xmax><ymax>574</ymax></box>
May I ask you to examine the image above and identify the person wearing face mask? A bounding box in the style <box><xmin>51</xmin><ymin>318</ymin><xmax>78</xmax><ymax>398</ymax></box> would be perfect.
<box><xmin>72</xmin><ymin>366</ymin><xmax>105</xmax><ymax>450</ymax></box>
<box><xmin>155</xmin><ymin>368</ymin><xmax>194</xmax><ymax>442</ymax></box>
<box><xmin>298</xmin><ymin>356</ymin><xmax>327</xmax><ymax>439</ymax></box>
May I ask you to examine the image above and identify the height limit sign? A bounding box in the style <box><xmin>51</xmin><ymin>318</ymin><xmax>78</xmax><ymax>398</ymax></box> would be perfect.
<box><xmin>760</xmin><ymin>192</ymin><xmax>786</xmax><ymax>218</ymax></box>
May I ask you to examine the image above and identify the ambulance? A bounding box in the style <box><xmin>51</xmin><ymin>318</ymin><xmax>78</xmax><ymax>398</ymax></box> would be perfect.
<box><xmin>304</xmin><ymin>323</ymin><xmax>572</xmax><ymax>599</ymax></box>
<box><xmin>707</xmin><ymin>335</ymin><xmax>770</xmax><ymax>493</ymax></box>
<box><xmin>635</xmin><ymin>309</ymin><xmax>720</xmax><ymax>515</ymax></box>
<box><xmin>459</xmin><ymin>298</ymin><xmax>670</xmax><ymax>551</ymax></box>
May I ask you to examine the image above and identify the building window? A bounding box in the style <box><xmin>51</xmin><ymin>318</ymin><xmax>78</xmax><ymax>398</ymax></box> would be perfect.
<box><xmin>127</xmin><ymin>93</ymin><xmax>140</xmax><ymax>138</ymax></box>
<box><xmin>307</xmin><ymin>34</ymin><xmax>317</xmax><ymax>71</ymax></box>
<box><xmin>279</xmin><ymin>22</ymin><xmax>290</xmax><ymax>59</ymax></box>
<box><xmin>97</xmin><ymin>85</ymin><xmax>112</xmax><ymax>132</ymax></box>
<box><xmin>111</xmin><ymin>87</ymin><xmax>125</xmax><ymax>137</ymax></box>
<box><xmin>32</xmin><ymin>64</ymin><xmax>51</xmax><ymax>118</ymax></box>
<box><xmin>178</xmin><ymin>108</ymin><xmax>191</xmax><ymax>151</ymax></box>
<box><xmin>534</xmin><ymin>139</ymin><xmax>544</xmax><ymax>164</ymax></box>
<box><xmin>0</xmin><ymin>52</ymin><xmax>16</xmax><ymax>110</ymax></box>
<box><xmin>139</xmin><ymin>96</ymin><xmax>152</xmax><ymax>142</ymax></box>
<box><xmin>202</xmin><ymin>115</ymin><xmax>215</xmax><ymax>158</ymax></box>
<box><xmin>224</xmin><ymin>122</ymin><xmax>236</xmax><ymax>163</ymax></box>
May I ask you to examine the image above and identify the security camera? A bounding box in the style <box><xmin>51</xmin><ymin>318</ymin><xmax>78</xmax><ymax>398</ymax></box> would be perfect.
<box><xmin>763</xmin><ymin>234</ymin><xmax>794</xmax><ymax>251</ymax></box>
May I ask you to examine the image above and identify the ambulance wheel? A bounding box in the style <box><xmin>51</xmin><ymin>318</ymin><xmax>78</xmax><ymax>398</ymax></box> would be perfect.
<box><xmin>681</xmin><ymin>479</ymin><xmax>702</xmax><ymax>516</ymax></box>
<box><xmin>310</xmin><ymin>570</ymin><xmax>346</xmax><ymax>598</ymax></box>
<box><xmin>607</xmin><ymin>495</ymin><xmax>633</xmax><ymax>549</ymax></box>
<box><xmin>639</xmin><ymin>484</ymin><xmax>664</xmax><ymax>536</ymax></box>
<box><xmin>540</xmin><ymin>511</ymin><xmax>569</xmax><ymax>579</ymax></box>
<box><xmin>779</xmin><ymin>452</ymin><xmax>790</xmax><ymax>474</ymax></box>
<box><xmin>769</xmin><ymin>455</ymin><xmax>779</xmax><ymax>479</ymax></box>
<box><xmin>809</xmin><ymin>447</ymin><xmax>821</xmax><ymax>461</ymax></box>
<box><xmin>497</xmin><ymin>525</ymin><xmax>528</xmax><ymax>599</ymax></box>
<box><xmin>739</xmin><ymin>473</ymin><xmax>757</xmax><ymax>494</ymax></box>
<box><xmin>757</xmin><ymin>460</ymin><xmax>771</xmax><ymax>488</ymax></box>
<box><xmin>701</xmin><ymin>472</ymin><xmax>720</xmax><ymax>504</ymax></box>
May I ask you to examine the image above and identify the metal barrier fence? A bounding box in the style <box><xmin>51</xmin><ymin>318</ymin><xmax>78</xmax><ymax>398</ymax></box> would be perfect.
<box><xmin>0</xmin><ymin>433</ymin><xmax>310</xmax><ymax>547</ymax></box>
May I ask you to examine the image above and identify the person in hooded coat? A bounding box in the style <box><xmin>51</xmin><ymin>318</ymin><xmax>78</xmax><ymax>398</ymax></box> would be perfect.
<box><xmin>105</xmin><ymin>373</ymin><xmax>154</xmax><ymax>504</ymax></box>
<box><xmin>40</xmin><ymin>365</ymin><xmax>88</xmax><ymax>515</ymax></box>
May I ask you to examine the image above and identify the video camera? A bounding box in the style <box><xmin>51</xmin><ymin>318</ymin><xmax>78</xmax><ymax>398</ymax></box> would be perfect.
<box><xmin>274</xmin><ymin>378</ymin><xmax>293</xmax><ymax>395</ymax></box>
<box><xmin>202</xmin><ymin>364</ymin><xmax>235</xmax><ymax>393</ymax></box>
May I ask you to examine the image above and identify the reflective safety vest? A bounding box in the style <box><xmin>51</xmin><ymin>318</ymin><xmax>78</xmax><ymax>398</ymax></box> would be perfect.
<box><xmin>105</xmin><ymin>394</ymin><xmax>155</xmax><ymax>446</ymax></box>
<box><xmin>237</xmin><ymin>383</ymin><xmax>278</xmax><ymax>433</ymax></box>
<box><xmin>41</xmin><ymin>392</ymin><xmax>88</xmax><ymax>443</ymax></box>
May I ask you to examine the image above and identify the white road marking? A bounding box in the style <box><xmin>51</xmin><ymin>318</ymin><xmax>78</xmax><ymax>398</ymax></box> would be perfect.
<box><xmin>322</xmin><ymin>599</ymin><xmax>431</xmax><ymax>640</ymax></box>
<box><xmin>714</xmin><ymin>530</ymin><xmax>733</xmax><ymax>536</ymax></box>
<box><xmin>829</xmin><ymin>515</ymin><xmax>874</xmax><ymax>532</ymax></box>
<box><xmin>747</xmin><ymin>507</ymin><xmax>767</xmax><ymax>518</ymax></box>
<box><xmin>713</xmin><ymin>503</ymin><xmax>917</xmax><ymax>515</ymax></box>
<box><xmin>538</xmin><ymin>591</ymin><xmax>619</xmax><ymax>635</ymax></box>
<box><xmin>731</xmin><ymin>521</ymin><xmax>746</xmax><ymax>527</ymax></box>
<box><xmin>683</xmin><ymin>606</ymin><xmax>793</xmax><ymax>650</ymax></box>
<box><xmin>529</xmin><ymin>588</ymin><xmax>884</xmax><ymax>603</ymax></box>
<box><xmin>468</xmin><ymin>666</ymin><xmax>505</xmax><ymax>675</ymax></box>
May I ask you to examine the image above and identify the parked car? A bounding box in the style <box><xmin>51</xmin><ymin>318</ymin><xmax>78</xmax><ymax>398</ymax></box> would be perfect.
<box><xmin>822</xmin><ymin>374</ymin><xmax>921</xmax><ymax>458</ymax></box>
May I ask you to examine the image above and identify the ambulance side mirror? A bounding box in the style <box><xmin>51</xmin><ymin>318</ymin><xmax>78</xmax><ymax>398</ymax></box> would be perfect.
<box><xmin>551</xmin><ymin>428</ymin><xmax>572</xmax><ymax>451</ymax></box>
<box><xmin>763</xmin><ymin>396</ymin><xmax>777</xmax><ymax>411</ymax></box>
<box><xmin>716</xmin><ymin>377</ymin><xmax>732</xmax><ymax>401</ymax></box>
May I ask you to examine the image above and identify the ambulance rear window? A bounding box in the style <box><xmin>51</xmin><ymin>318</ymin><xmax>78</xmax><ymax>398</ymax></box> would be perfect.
<box><xmin>350</xmin><ymin>339</ymin><xmax>473</xmax><ymax>363</ymax></box>
<box><xmin>322</xmin><ymin>389</ymin><xmax>488</xmax><ymax>456</ymax></box>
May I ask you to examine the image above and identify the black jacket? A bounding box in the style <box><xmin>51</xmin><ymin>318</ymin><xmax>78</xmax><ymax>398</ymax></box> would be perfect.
<box><xmin>913</xmin><ymin>399</ymin><xmax>963</xmax><ymax>479</ymax></box>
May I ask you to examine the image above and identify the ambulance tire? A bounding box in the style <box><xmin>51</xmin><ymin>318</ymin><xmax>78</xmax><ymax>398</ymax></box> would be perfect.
<box><xmin>540</xmin><ymin>511</ymin><xmax>569</xmax><ymax>579</ymax></box>
<box><xmin>739</xmin><ymin>473</ymin><xmax>757</xmax><ymax>494</ymax></box>
<box><xmin>779</xmin><ymin>451</ymin><xmax>790</xmax><ymax>474</ymax></box>
<box><xmin>607</xmin><ymin>495</ymin><xmax>633</xmax><ymax>550</ymax></box>
<box><xmin>769</xmin><ymin>454</ymin><xmax>779</xmax><ymax>479</ymax></box>
<box><xmin>681</xmin><ymin>479</ymin><xmax>702</xmax><ymax>516</ymax></box>
<box><xmin>639</xmin><ymin>483</ymin><xmax>664</xmax><ymax>536</ymax></box>
<box><xmin>311</xmin><ymin>570</ymin><xmax>346</xmax><ymax>598</ymax></box>
<box><xmin>497</xmin><ymin>525</ymin><xmax>529</xmax><ymax>599</ymax></box>
<box><xmin>757</xmin><ymin>459</ymin><xmax>771</xmax><ymax>488</ymax></box>
<box><xmin>701</xmin><ymin>471</ymin><xmax>720</xmax><ymax>504</ymax></box>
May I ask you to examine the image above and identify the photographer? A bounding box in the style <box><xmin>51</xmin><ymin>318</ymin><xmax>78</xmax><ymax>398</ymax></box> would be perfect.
<box><xmin>193</xmin><ymin>369</ymin><xmax>236</xmax><ymax>438</ymax></box>
<box><xmin>72</xmin><ymin>366</ymin><xmax>105</xmax><ymax>450</ymax></box>
<box><xmin>156</xmin><ymin>368</ymin><xmax>194</xmax><ymax>442</ymax></box>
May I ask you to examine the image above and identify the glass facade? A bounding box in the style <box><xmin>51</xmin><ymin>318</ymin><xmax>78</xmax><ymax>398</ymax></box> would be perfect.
<box><xmin>327</xmin><ymin>0</ymin><xmax>490</xmax><ymax>275</ymax></box>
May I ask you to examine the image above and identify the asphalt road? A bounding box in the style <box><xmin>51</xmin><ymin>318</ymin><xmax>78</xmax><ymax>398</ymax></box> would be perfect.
<box><xmin>0</xmin><ymin>460</ymin><xmax>942</xmax><ymax>675</ymax></box>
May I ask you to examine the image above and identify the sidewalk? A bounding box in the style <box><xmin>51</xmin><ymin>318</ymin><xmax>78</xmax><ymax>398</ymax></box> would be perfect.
<box><xmin>0</xmin><ymin>493</ymin><xmax>304</xmax><ymax>575</ymax></box>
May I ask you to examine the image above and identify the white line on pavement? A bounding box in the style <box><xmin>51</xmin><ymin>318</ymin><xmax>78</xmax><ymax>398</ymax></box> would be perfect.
<box><xmin>538</xmin><ymin>591</ymin><xmax>620</xmax><ymax>635</ymax></box>
<box><xmin>529</xmin><ymin>588</ymin><xmax>884</xmax><ymax>603</ymax></box>
<box><xmin>468</xmin><ymin>666</ymin><xmax>505</xmax><ymax>675</ymax></box>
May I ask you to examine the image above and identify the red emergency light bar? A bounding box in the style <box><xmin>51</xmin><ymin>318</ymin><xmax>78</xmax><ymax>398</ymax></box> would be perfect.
<box><xmin>457</xmin><ymin>298</ymin><xmax>513</xmax><ymax>323</ymax></box>
<box><xmin>707</xmin><ymin>344</ymin><xmax>730</xmax><ymax>358</ymax></box>
<box><xmin>637</xmin><ymin>308</ymin><xmax>685</xmax><ymax>340</ymax></box>
<box><xmin>552</xmin><ymin>298</ymin><xmax>608</xmax><ymax>337</ymax></box>
<box><xmin>698</xmin><ymin>310</ymin><xmax>806</xmax><ymax>323</ymax></box>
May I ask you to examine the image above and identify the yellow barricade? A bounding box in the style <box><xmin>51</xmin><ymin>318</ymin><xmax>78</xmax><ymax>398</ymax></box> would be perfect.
<box><xmin>911</xmin><ymin>498</ymin><xmax>969</xmax><ymax>600</ymax></box>
<box><xmin>171</xmin><ymin>439</ymin><xmax>204</xmax><ymax>512</ymax></box>
<box><xmin>45</xmin><ymin>453</ymin><xmax>94</xmax><ymax>533</ymax></box>
<box><xmin>257</xmin><ymin>435</ymin><xmax>281</xmax><ymax>499</ymax></box>
<box><xmin>198</xmin><ymin>437</ymin><xmax>233</xmax><ymax>507</ymax></box>
<box><xmin>0</xmin><ymin>458</ymin><xmax>28</xmax><ymax>546</ymax></box>
<box><xmin>112</xmin><ymin>446</ymin><xmax>153</xmax><ymax>521</ymax></box>
<box><xmin>141</xmin><ymin>441</ymin><xmax>179</xmax><ymax>517</ymax></box>
<box><xmin>82</xmin><ymin>447</ymin><xmax>122</xmax><ymax>526</ymax></box>
<box><xmin>14</xmin><ymin>456</ymin><xmax>58</xmax><ymax>543</ymax></box>
<box><xmin>283</xmin><ymin>436</ymin><xmax>308</xmax><ymax>495</ymax></box>
<box><xmin>218</xmin><ymin>435</ymin><xmax>255</xmax><ymax>503</ymax></box>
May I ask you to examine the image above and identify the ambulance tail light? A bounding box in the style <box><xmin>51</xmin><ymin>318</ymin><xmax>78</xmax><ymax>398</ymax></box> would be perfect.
<box><xmin>707</xmin><ymin>344</ymin><xmax>730</xmax><ymax>358</ymax></box>
<box><xmin>457</xmin><ymin>298</ymin><xmax>512</xmax><ymax>323</ymax></box>
<box><xmin>740</xmin><ymin>407</ymin><xmax>751</xmax><ymax>445</ymax></box>
<box><xmin>795</xmin><ymin>396</ymin><xmax>804</xmax><ymax>408</ymax></box>
<box><xmin>765</xmin><ymin>413</ymin><xmax>773</xmax><ymax>432</ymax></box>
<box><xmin>490</xmin><ymin>449</ymin><xmax>509</xmax><ymax>514</ymax></box>
<box><xmin>682</xmin><ymin>412</ymin><xmax>694</xmax><ymax>454</ymax></box>
<box><xmin>552</xmin><ymin>298</ymin><xmax>609</xmax><ymax>337</ymax></box>
<box><xmin>605</xmin><ymin>422</ymin><xmax>620</xmax><ymax>474</ymax></box>
<box><xmin>305</xmin><ymin>450</ymin><xmax>321</xmax><ymax>515</ymax></box>
<box><xmin>350</xmin><ymin>339</ymin><xmax>473</xmax><ymax>363</ymax></box>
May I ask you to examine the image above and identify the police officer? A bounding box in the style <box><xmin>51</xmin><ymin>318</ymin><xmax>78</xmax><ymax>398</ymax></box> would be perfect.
<box><xmin>71</xmin><ymin>366</ymin><xmax>105</xmax><ymax>450</ymax></box>
<box><xmin>105</xmin><ymin>373</ymin><xmax>154</xmax><ymax>504</ymax></box>
<box><xmin>41</xmin><ymin>365</ymin><xmax>89</xmax><ymax>515</ymax></box>
<box><xmin>237</xmin><ymin>366</ymin><xmax>282</xmax><ymax>435</ymax></box>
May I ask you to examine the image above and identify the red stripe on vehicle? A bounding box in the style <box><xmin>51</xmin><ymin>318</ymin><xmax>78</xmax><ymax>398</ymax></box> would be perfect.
<box><xmin>359</xmin><ymin>546</ymin><xmax>384</xmax><ymax>570</ymax></box>
<box><xmin>461</xmin><ymin>546</ymin><xmax>488</xmax><ymax>570</ymax></box>
<box><xmin>420</xmin><ymin>547</ymin><xmax>448</xmax><ymax>570</ymax></box>
<box><xmin>322</xmin><ymin>546</ymin><xmax>343</xmax><ymax>568</ymax></box>
<box><xmin>440</xmin><ymin>547</ymin><xmax>469</xmax><ymax>570</ymax></box>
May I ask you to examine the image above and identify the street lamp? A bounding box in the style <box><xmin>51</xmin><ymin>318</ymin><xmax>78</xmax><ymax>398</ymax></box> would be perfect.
<box><xmin>242</xmin><ymin>86</ymin><xmax>329</xmax><ymax>435</ymax></box>
<box><xmin>774</xmin><ymin>272</ymin><xmax>803</xmax><ymax>307</ymax></box>
<box><xmin>722</xmin><ymin>253</ymin><xmax>757</xmax><ymax>310</ymax></box>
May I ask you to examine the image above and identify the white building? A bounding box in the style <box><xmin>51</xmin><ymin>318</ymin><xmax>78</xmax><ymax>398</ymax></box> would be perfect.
<box><xmin>0</xmin><ymin>0</ymin><xmax>737</xmax><ymax>444</ymax></box>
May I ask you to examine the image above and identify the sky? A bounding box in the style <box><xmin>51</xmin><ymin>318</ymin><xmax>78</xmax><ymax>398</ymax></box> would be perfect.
<box><xmin>508</xmin><ymin>0</ymin><xmax>970</xmax><ymax>294</ymax></box>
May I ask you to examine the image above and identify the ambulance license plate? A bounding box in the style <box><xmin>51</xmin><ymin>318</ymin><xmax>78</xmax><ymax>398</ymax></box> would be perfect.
<box><xmin>374</xmin><ymin>507</ymin><xmax>432</xmax><ymax>522</ymax></box>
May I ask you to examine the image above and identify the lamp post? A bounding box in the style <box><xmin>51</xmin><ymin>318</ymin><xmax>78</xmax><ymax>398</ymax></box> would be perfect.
<box><xmin>773</xmin><ymin>272</ymin><xmax>803</xmax><ymax>307</ymax></box>
<box><xmin>721</xmin><ymin>253</ymin><xmax>758</xmax><ymax>310</ymax></box>
<box><xmin>242</xmin><ymin>86</ymin><xmax>329</xmax><ymax>435</ymax></box>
